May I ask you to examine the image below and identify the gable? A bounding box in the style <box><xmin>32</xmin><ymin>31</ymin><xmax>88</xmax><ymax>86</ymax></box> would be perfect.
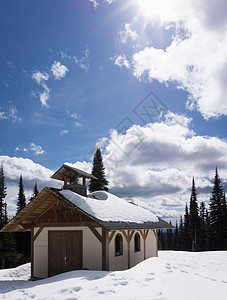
<box><xmin>35</xmin><ymin>199</ymin><xmax>92</xmax><ymax>224</ymax></box>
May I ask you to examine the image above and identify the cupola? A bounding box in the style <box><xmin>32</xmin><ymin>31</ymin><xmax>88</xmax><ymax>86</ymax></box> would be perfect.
<box><xmin>51</xmin><ymin>164</ymin><xmax>97</xmax><ymax>196</ymax></box>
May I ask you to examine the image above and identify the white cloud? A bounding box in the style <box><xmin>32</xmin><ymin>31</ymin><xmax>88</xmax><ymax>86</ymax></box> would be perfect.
<box><xmin>114</xmin><ymin>55</ymin><xmax>130</xmax><ymax>69</ymax></box>
<box><xmin>73</xmin><ymin>47</ymin><xmax>90</xmax><ymax>72</ymax></box>
<box><xmin>59</xmin><ymin>129</ymin><xmax>69</xmax><ymax>136</ymax></box>
<box><xmin>104</xmin><ymin>0</ymin><xmax>116</xmax><ymax>3</ymax></box>
<box><xmin>9</xmin><ymin>104</ymin><xmax>22</xmax><ymax>123</ymax></box>
<box><xmin>99</xmin><ymin>113</ymin><xmax>227</xmax><ymax>218</ymax></box>
<box><xmin>32</xmin><ymin>71</ymin><xmax>50</xmax><ymax>108</ymax></box>
<box><xmin>0</xmin><ymin>156</ymin><xmax>61</xmax><ymax>216</ymax></box>
<box><xmin>51</xmin><ymin>61</ymin><xmax>69</xmax><ymax>80</ymax></box>
<box><xmin>32</xmin><ymin>71</ymin><xmax>49</xmax><ymax>84</ymax></box>
<box><xmin>119</xmin><ymin>23</ymin><xmax>138</xmax><ymax>44</ymax></box>
<box><xmin>30</xmin><ymin>143</ymin><xmax>46</xmax><ymax>155</ymax></box>
<box><xmin>89</xmin><ymin>0</ymin><xmax>99</xmax><ymax>9</ymax></box>
<box><xmin>66</xmin><ymin>110</ymin><xmax>84</xmax><ymax>128</ymax></box>
<box><xmin>118</xmin><ymin>0</ymin><xmax>227</xmax><ymax>119</ymax></box>
<box><xmin>0</xmin><ymin>104</ymin><xmax>22</xmax><ymax>123</ymax></box>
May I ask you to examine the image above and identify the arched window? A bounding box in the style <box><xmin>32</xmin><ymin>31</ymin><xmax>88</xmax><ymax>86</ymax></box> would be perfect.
<box><xmin>134</xmin><ymin>232</ymin><xmax>141</xmax><ymax>252</ymax></box>
<box><xmin>115</xmin><ymin>233</ymin><xmax>123</xmax><ymax>256</ymax></box>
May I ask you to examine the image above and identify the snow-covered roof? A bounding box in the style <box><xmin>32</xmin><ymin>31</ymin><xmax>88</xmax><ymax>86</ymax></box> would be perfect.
<box><xmin>60</xmin><ymin>190</ymin><xmax>159</xmax><ymax>224</ymax></box>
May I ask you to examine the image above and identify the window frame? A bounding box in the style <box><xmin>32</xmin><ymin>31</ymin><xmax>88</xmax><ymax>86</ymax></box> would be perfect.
<box><xmin>134</xmin><ymin>232</ymin><xmax>141</xmax><ymax>252</ymax></box>
<box><xmin>115</xmin><ymin>233</ymin><xmax>123</xmax><ymax>256</ymax></box>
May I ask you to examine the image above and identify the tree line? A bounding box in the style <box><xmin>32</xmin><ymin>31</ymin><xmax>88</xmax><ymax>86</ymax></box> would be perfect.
<box><xmin>158</xmin><ymin>167</ymin><xmax>227</xmax><ymax>251</ymax></box>
<box><xmin>0</xmin><ymin>164</ymin><xmax>39</xmax><ymax>268</ymax></box>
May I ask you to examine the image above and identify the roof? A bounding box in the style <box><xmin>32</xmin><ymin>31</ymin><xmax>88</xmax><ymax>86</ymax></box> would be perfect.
<box><xmin>51</xmin><ymin>164</ymin><xmax>98</xmax><ymax>181</ymax></box>
<box><xmin>56</xmin><ymin>189</ymin><xmax>173</xmax><ymax>230</ymax></box>
<box><xmin>2</xmin><ymin>187</ymin><xmax>173</xmax><ymax>232</ymax></box>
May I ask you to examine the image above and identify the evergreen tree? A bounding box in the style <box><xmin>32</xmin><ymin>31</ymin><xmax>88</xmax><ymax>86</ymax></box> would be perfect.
<box><xmin>16</xmin><ymin>175</ymin><xmax>26</xmax><ymax>214</ymax></box>
<box><xmin>30</xmin><ymin>182</ymin><xmax>39</xmax><ymax>201</ymax></box>
<box><xmin>183</xmin><ymin>203</ymin><xmax>191</xmax><ymax>251</ymax></box>
<box><xmin>205</xmin><ymin>209</ymin><xmax>211</xmax><ymax>250</ymax></box>
<box><xmin>209</xmin><ymin>167</ymin><xmax>225</xmax><ymax>250</ymax></box>
<box><xmin>189</xmin><ymin>177</ymin><xmax>200</xmax><ymax>251</ymax></box>
<box><xmin>89</xmin><ymin>148</ymin><xmax>109</xmax><ymax>192</ymax></box>
<box><xmin>166</xmin><ymin>221</ymin><xmax>173</xmax><ymax>250</ymax></box>
<box><xmin>0</xmin><ymin>165</ymin><xmax>21</xmax><ymax>268</ymax></box>
<box><xmin>0</xmin><ymin>164</ymin><xmax>7</xmax><ymax>229</ymax></box>
<box><xmin>199</xmin><ymin>201</ymin><xmax>206</xmax><ymax>250</ymax></box>
<box><xmin>158</xmin><ymin>229</ymin><xmax>165</xmax><ymax>250</ymax></box>
<box><xmin>172</xmin><ymin>221</ymin><xmax>178</xmax><ymax>250</ymax></box>
<box><xmin>222</xmin><ymin>193</ymin><xmax>227</xmax><ymax>249</ymax></box>
<box><xmin>178</xmin><ymin>215</ymin><xmax>184</xmax><ymax>250</ymax></box>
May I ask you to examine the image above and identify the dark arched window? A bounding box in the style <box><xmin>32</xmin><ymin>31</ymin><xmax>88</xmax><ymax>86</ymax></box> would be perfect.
<box><xmin>115</xmin><ymin>233</ymin><xmax>123</xmax><ymax>256</ymax></box>
<box><xmin>134</xmin><ymin>232</ymin><xmax>141</xmax><ymax>252</ymax></box>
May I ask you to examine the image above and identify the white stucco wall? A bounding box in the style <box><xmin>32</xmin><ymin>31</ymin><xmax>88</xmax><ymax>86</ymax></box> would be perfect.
<box><xmin>146</xmin><ymin>230</ymin><xmax>157</xmax><ymax>258</ymax></box>
<box><xmin>33</xmin><ymin>227</ymin><xmax>158</xmax><ymax>278</ymax></box>
<box><xmin>109</xmin><ymin>230</ymin><xmax>128</xmax><ymax>271</ymax></box>
<box><xmin>33</xmin><ymin>226</ymin><xmax>102</xmax><ymax>278</ymax></box>
<box><xmin>129</xmin><ymin>231</ymin><xmax>144</xmax><ymax>268</ymax></box>
<box><xmin>108</xmin><ymin>229</ymin><xmax>157</xmax><ymax>271</ymax></box>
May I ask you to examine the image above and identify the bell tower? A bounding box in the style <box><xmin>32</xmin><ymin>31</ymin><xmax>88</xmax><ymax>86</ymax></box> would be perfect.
<box><xmin>51</xmin><ymin>164</ymin><xmax>97</xmax><ymax>196</ymax></box>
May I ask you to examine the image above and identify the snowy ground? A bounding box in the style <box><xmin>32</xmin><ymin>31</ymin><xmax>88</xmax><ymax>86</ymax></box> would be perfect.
<box><xmin>0</xmin><ymin>251</ymin><xmax>227</xmax><ymax>300</ymax></box>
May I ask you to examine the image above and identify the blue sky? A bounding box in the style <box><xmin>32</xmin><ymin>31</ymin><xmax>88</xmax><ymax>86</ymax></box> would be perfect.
<box><xmin>1</xmin><ymin>0</ymin><xmax>227</xmax><ymax>221</ymax></box>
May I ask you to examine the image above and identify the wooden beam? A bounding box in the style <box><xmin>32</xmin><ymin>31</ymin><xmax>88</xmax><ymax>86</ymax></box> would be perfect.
<box><xmin>122</xmin><ymin>230</ymin><xmax>129</xmax><ymax>242</ymax></box>
<box><xmin>109</xmin><ymin>231</ymin><xmax>116</xmax><ymax>243</ymax></box>
<box><xmin>88</xmin><ymin>224</ymin><xmax>102</xmax><ymax>243</ymax></box>
<box><xmin>9</xmin><ymin>191</ymin><xmax>52</xmax><ymax>231</ymax></box>
<box><xmin>34</xmin><ymin>222</ymin><xmax>99</xmax><ymax>228</ymax></box>
<box><xmin>102</xmin><ymin>227</ymin><xmax>109</xmax><ymax>271</ymax></box>
<box><xmin>129</xmin><ymin>230</ymin><xmax>135</xmax><ymax>242</ymax></box>
<box><xmin>31</xmin><ymin>228</ymin><xmax>34</xmax><ymax>279</ymax></box>
<box><xmin>33</xmin><ymin>227</ymin><xmax>44</xmax><ymax>242</ymax></box>
<box><xmin>127</xmin><ymin>230</ymin><xmax>130</xmax><ymax>269</ymax></box>
<box><xmin>145</xmin><ymin>230</ymin><xmax>149</xmax><ymax>240</ymax></box>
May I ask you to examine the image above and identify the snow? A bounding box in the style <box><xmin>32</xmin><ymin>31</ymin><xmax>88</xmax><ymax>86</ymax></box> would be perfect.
<box><xmin>0</xmin><ymin>251</ymin><xmax>227</xmax><ymax>300</ymax></box>
<box><xmin>60</xmin><ymin>190</ymin><xmax>158</xmax><ymax>223</ymax></box>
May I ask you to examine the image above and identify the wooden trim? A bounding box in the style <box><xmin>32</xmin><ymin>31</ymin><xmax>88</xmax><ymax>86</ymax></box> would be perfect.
<box><xmin>102</xmin><ymin>227</ymin><xmax>109</xmax><ymax>271</ymax></box>
<box><xmin>109</xmin><ymin>231</ymin><xmax>116</xmax><ymax>243</ymax></box>
<box><xmin>34</xmin><ymin>200</ymin><xmax>57</xmax><ymax>222</ymax></box>
<box><xmin>31</xmin><ymin>227</ymin><xmax>34</xmax><ymax>278</ymax></box>
<box><xmin>33</xmin><ymin>227</ymin><xmax>44</xmax><ymax>242</ymax></box>
<box><xmin>34</xmin><ymin>222</ymin><xmax>99</xmax><ymax>228</ymax></box>
<box><xmin>88</xmin><ymin>224</ymin><xmax>102</xmax><ymax>243</ymax></box>
<box><xmin>153</xmin><ymin>229</ymin><xmax>158</xmax><ymax>256</ymax></box>
<box><xmin>122</xmin><ymin>230</ymin><xmax>129</xmax><ymax>242</ymax></box>
<box><xmin>9</xmin><ymin>192</ymin><xmax>52</xmax><ymax>231</ymax></box>
<box><xmin>145</xmin><ymin>230</ymin><xmax>149</xmax><ymax>240</ymax></box>
<box><xmin>129</xmin><ymin>230</ymin><xmax>135</xmax><ymax>242</ymax></box>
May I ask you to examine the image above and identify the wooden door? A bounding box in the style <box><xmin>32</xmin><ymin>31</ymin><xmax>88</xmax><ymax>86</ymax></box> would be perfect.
<box><xmin>48</xmin><ymin>230</ymin><xmax>82</xmax><ymax>277</ymax></box>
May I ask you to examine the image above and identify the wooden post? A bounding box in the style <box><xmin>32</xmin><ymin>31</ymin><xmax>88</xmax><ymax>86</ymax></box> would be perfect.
<box><xmin>82</xmin><ymin>177</ymin><xmax>86</xmax><ymax>186</ymax></box>
<box><xmin>31</xmin><ymin>227</ymin><xmax>34</xmax><ymax>279</ymax></box>
<box><xmin>102</xmin><ymin>227</ymin><xmax>109</xmax><ymax>271</ymax></box>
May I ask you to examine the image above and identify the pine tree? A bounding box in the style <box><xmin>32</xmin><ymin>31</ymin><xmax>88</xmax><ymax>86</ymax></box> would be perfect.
<box><xmin>209</xmin><ymin>167</ymin><xmax>225</xmax><ymax>250</ymax></box>
<box><xmin>199</xmin><ymin>202</ymin><xmax>206</xmax><ymax>251</ymax></box>
<box><xmin>0</xmin><ymin>164</ymin><xmax>7</xmax><ymax>229</ymax></box>
<box><xmin>205</xmin><ymin>209</ymin><xmax>211</xmax><ymax>250</ymax></box>
<box><xmin>89</xmin><ymin>148</ymin><xmax>109</xmax><ymax>192</ymax></box>
<box><xmin>0</xmin><ymin>165</ymin><xmax>21</xmax><ymax>268</ymax></box>
<box><xmin>16</xmin><ymin>175</ymin><xmax>26</xmax><ymax>214</ymax></box>
<box><xmin>172</xmin><ymin>221</ymin><xmax>178</xmax><ymax>250</ymax></box>
<box><xmin>189</xmin><ymin>177</ymin><xmax>200</xmax><ymax>251</ymax></box>
<box><xmin>166</xmin><ymin>221</ymin><xmax>173</xmax><ymax>250</ymax></box>
<box><xmin>178</xmin><ymin>215</ymin><xmax>183</xmax><ymax>250</ymax></box>
<box><xmin>30</xmin><ymin>182</ymin><xmax>39</xmax><ymax>201</ymax></box>
<box><xmin>183</xmin><ymin>203</ymin><xmax>190</xmax><ymax>251</ymax></box>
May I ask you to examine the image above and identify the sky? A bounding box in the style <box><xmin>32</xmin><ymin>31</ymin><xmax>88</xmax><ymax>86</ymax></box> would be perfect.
<box><xmin>0</xmin><ymin>0</ymin><xmax>227</xmax><ymax>222</ymax></box>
